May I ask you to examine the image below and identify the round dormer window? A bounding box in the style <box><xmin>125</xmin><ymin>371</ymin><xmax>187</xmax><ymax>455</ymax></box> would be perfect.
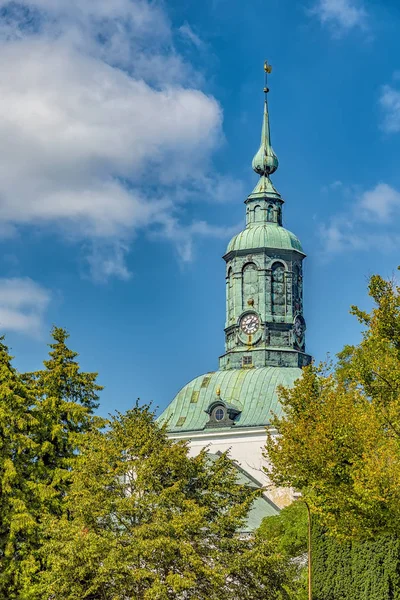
<box><xmin>215</xmin><ymin>407</ymin><xmax>225</xmax><ymax>421</ymax></box>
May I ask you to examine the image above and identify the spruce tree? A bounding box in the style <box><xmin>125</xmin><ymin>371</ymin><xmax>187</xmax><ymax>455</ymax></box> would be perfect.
<box><xmin>0</xmin><ymin>338</ymin><xmax>38</xmax><ymax>597</ymax></box>
<box><xmin>26</xmin><ymin>326</ymin><xmax>103</xmax><ymax>515</ymax></box>
<box><xmin>0</xmin><ymin>327</ymin><xmax>103</xmax><ymax>597</ymax></box>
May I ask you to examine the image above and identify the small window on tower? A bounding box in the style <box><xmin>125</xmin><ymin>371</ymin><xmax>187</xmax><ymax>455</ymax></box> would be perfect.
<box><xmin>242</xmin><ymin>356</ymin><xmax>253</xmax><ymax>367</ymax></box>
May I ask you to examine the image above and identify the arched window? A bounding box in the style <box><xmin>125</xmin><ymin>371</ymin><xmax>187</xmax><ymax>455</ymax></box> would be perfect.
<box><xmin>293</xmin><ymin>264</ymin><xmax>302</xmax><ymax>313</ymax></box>
<box><xmin>227</xmin><ymin>267</ymin><xmax>234</xmax><ymax>323</ymax></box>
<box><xmin>293</xmin><ymin>264</ymin><xmax>299</xmax><ymax>299</ymax></box>
<box><xmin>242</xmin><ymin>263</ymin><xmax>258</xmax><ymax>309</ymax></box>
<box><xmin>267</xmin><ymin>205</ymin><xmax>274</xmax><ymax>222</ymax></box>
<box><xmin>271</xmin><ymin>262</ymin><xmax>286</xmax><ymax>316</ymax></box>
<box><xmin>254</xmin><ymin>205</ymin><xmax>262</xmax><ymax>222</ymax></box>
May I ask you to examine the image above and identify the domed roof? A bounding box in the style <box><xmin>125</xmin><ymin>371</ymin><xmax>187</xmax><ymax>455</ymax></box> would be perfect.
<box><xmin>227</xmin><ymin>223</ymin><xmax>304</xmax><ymax>254</ymax></box>
<box><xmin>158</xmin><ymin>367</ymin><xmax>302</xmax><ymax>433</ymax></box>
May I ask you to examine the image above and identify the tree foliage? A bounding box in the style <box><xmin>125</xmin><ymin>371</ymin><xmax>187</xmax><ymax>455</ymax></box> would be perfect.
<box><xmin>26</xmin><ymin>326</ymin><xmax>103</xmax><ymax>512</ymax></box>
<box><xmin>0</xmin><ymin>327</ymin><xmax>102</xmax><ymax>598</ymax></box>
<box><xmin>0</xmin><ymin>339</ymin><xmax>38</xmax><ymax>596</ymax></box>
<box><xmin>259</xmin><ymin>502</ymin><xmax>308</xmax><ymax>600</ymax></box>
<box><xmin>36</xmin><ymin>405</ymin><xmax>291</xmax><ymax>600</ymax></box>
<box><xmin>312</xmin><ymin>526</ymin><xmax>400</xmax><ymax>600</ymax></box>
<box><xmin>259</xmin><ymin>500</ymin><xmax>308</xmax><ymax>559</ymax></box>
<box><xmin>260</xmin><ymin>500</ymin><xmax>400</xmax><ymax>600</ymax></box>
<box><xmin>265</xmin><ymin>269</ymin><xmax>400</xmax><ymax>538</ymax></box>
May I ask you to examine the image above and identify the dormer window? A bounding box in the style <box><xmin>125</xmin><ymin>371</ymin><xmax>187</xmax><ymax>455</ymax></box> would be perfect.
<box><xmin>205</xmin><ymin>399</ymin><xmax>242</xmax><ymax>429</ymax></box>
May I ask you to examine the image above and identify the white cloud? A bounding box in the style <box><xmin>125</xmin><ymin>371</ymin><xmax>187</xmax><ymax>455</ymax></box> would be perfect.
<box><xmin>179</xmin><ymin>23</ymin><xmax>204</xmax><ymax>49</ymax></box>
<box><xmin>0</xmin><ymin>0</ymin><xmax>235</xmax><ymax>282</ymax></box>
<box><xmin>0</xmin><ymin>278</ymin><xmax>51</xmax><ymax>337</ymax></box>
<box><xmin>154</xmin><ymin>218</ymin><xmax>241</xmax><ymax>263</ymax></box>
<box><xmin>380</xmin><ymin>84</ymin><xmax>400</xmax><ymax>133</ymax></box>
<box><xmin>319</xmin><ymin>182</ymin><xmax>400</xmax><ymax>256</ymax></box>
<box><xmin>0</xmin><ymin>43</ymin><xmax>221</xmax><ymax>232</ymax></box>
<box><xmin>86</xmin><ymin>241</ymin><xmax>132</xmax><ymax>283</ymax></box>
<box><xmin>319</xmin><ymin>219</ymin><xmax>400</xmax><ymax>255</ymax></box>
<box><xmin>310</xmin><ymin>0</ymin><xmax>367</xmax><ymax>33</ymax></box>
<box><xmin>359</xmin><ymin>183</ymin><xmax>400</xmax><ymax>222</ymax></box>
<box><xmin>0</xmin><ymin>0</ymin><xmax>177</xmax><ymax>77</ymax></box>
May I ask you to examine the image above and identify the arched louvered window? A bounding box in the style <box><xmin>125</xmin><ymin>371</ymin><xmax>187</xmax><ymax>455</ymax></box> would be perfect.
<box><xmin>254</xmin><ymin>205</ymin><xmax>262</xmax><ymax>222</ymax></box>
<box><xmin>242</xmin><ymin>263</ymin><xmax>258</xmax><ymax>309</ymax></box>
<box><xmin>293</xmin><ymin>264</ymin><xmax>299</xmax><ymax>300</ymax></box>
<box><xmin>271</xmin><ymin>262</ymin><xmax>286</xmax><ymax>316</ymax></box>
<box><xmin>293</xmin><ymin>264</ymin><xmax>303</xmax><ymax>313</ymax></box>
<box><xmin>227</xmin><ymin>267</ymin><xmax>234</xmax><ymax>323</ymax></box>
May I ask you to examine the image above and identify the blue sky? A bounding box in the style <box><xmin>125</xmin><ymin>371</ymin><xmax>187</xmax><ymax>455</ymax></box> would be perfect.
<box><xmin>1</xmin><ymin>0</ymin><xmax>400</xmax><ymax>416</ymax></box>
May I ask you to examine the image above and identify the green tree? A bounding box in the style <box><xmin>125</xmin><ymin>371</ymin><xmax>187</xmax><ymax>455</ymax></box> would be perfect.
<box><xmin>26</xmin><ymin>326</ymin><xmax>103</xmax><ymax>515</ymax></box>
<box><xmin>259</xmin><ymin>502</ymin><xmax>309</xmax><ymax>600</ymax></box>
<box><xmin>0</xmin><ymin>327</ymin><xmax>103</xmax><ymax>598</ymax></box>
<box><xmin>37</xmin><ymin>405</ymin><xmax>291</xmax><ymax>600</ymax></box>
<box><xmin>265</xmin><ymin>269</ymin><xmax>400</xmax><ymax>538</ymax></box>
<box><xmin>0</xmin><ymin>339</ymin><xmax>38</xmax><ymax>597</ymax></box>
<box><xmin>260</xmin><ymin>501</ymin><xmax>308</xmax><ymax>559</ymax></box>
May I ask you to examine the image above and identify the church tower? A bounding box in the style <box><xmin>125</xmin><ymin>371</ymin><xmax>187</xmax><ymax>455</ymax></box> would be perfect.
<box><xmin>220</xmin><ymin>61</ymin><xmax>311</xmax><ymax>371</ymax></box>
<box><xmin>158</xmin><ymin>64</ymin><xmax>312</xmax><ymax>508</ymax></box>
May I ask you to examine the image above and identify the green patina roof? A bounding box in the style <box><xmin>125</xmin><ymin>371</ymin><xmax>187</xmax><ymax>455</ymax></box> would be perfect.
<box><xmin>251</xmin><ymin>96</ymin><xmax>279</xmax><ymax>177</ymax></box>
<box><xmin>227</xmin><ymin>223</ymin><xmax>304</xmax><ymax>254</ymax></box>
<box><xmin>245</xmin><ymin>491</ymin><xmax>279</xmax><ymax>529</ymax></box>
<box><xmin>158</xmin><ymin>366</ymin><xmax>302</xmax><ymax>433</ymax></box>
<box><xmin>247</xmin><ymin>174</ymin><xmax>282</xmax><ymax>200</ymax></box>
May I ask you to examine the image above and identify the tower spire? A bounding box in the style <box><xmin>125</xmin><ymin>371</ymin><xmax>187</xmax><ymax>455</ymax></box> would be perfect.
<box><xmin>251</xmin><ymin>61</ymin><xmax>279</xmax><ymax>177</ymax></box>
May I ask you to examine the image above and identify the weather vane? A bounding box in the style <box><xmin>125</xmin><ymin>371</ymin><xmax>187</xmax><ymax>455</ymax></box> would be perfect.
<box><xmin>264</xmin><ymin>60</ymin><xmax>272</xmax><ymax>94</ymax></box>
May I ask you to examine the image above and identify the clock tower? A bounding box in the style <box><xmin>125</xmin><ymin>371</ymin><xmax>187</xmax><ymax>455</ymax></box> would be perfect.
<box><xmin>220</xmin><ymin>62</ymin><xmax>311</xmax><ymax>371</ymax></box>
<box><xmin>158</xmin><ymin>64</ymin><xmax>313</xmax><ymax>510</ymax></box>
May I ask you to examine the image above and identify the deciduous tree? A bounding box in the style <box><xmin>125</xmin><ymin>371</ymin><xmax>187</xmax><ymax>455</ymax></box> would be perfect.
<box><xmin>265</xmin><ymin>269</ymin><xmax>400</xmax><ymax>538</ymax></box>
<box><xmin>37</xmin><ymin>405</ymin><xmax>291</xmax><ymax>600</ymax></box>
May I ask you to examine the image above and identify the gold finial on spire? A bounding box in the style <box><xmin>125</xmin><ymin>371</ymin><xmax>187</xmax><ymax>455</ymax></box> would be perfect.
<box><xmin>264</xmin><ymin>61</ymin><xmax>272</xmax><ymax>74</ymax></box>
<box><xmin>264</xmin><ymin>60</ymin><xmax>272</xmax><ymax>93</ymax></box>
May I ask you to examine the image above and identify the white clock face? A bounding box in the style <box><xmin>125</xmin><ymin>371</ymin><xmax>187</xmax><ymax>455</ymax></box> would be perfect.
<box><xmin>240</xmin><ymin>313</ymin><xmax>260</xmax><ymax>335</ymax></box>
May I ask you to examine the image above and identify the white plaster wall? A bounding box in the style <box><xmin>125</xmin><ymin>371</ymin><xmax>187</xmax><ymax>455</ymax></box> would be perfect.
<box><xmin>188</xmin><ymin>431</ymin><xmax>268</xmax><ymax>483</ymax></box>
<box><xmin>171</xmin><ymin>428</ymin><xmax>294</xmax><ymax>509</ymax></box>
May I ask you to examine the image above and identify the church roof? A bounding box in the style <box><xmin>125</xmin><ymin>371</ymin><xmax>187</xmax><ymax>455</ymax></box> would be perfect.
<box><xmin>158</xmin><ymin>366</ymin><xmax>302</xmax><ymax>433</ymax></box>
<box><xmin>208</xmin><ymin>452</ymin><xmax>280</xmax><ymax>530</ymax></box>
<box><xmin>226</xmin><ymin>223</ymin><xmax>304</xmax><ymax>254</ymax></box>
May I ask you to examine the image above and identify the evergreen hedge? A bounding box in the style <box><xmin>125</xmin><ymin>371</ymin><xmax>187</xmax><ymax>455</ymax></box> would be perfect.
<box><xmin>313</xmin><ymin>527</ymin><xmax>400</xmax><ymax>600</ymax></box>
